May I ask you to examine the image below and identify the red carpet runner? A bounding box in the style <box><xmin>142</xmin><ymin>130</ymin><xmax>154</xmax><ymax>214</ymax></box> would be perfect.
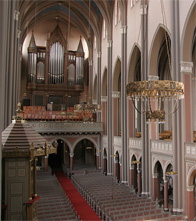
<box><xmin>55</xmin><ymin>172</ymin><xmax>101</xmax><ymax>221</ymax></box>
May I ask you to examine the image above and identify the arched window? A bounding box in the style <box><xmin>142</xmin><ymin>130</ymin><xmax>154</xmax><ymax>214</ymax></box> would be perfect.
<box><xmin>157</xmin><ymin>33</ymin><xmax>172</xmax><ymax>132</ymax></box>
<box><xmin>115</xmin><ymin>0</ymin><xmax>118</xmax><ymax>26</ymax></box>
<box><xmin>134</xmin><ymin>50</ymin><xmax>141</xmax><ymax>135</ymax></box>
<box><xmin>118</xmin><ymin>74</ymin><xmax>121</xmax><ymax>136</ymax></box>
<box><xmin>192</xmin><ymin>28</ymin><xmax>196</xmax><ymax>139</ymax></box>
<box><xmin>49</xmin><ymin>42</ymin><xmax>64</xmax><ymax>84</ymax></box>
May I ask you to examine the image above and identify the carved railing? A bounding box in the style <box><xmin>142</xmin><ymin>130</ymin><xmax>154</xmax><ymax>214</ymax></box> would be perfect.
<box><xmin>185</xmin><ymin>142</ymin><xmax>196</xmax><ymax>160</ymax></box>
<box><xmin>151</xmin><ymin>139</ymin><xmax>173</xmax><ymax>156</ymax></box>
<box><xmin>26</xmin><ymin>196</ymin><xmax>40</xmax><ymax>221</ymax></box>
<box><xmin>129</xmin><ymin>137</ymin><xmax>142</xmax><ymax>150</ymax></box>
<box><xmin>28</xmin><ymin>121</ymin><xmax>103</xmax><ymax>134</ymax></box>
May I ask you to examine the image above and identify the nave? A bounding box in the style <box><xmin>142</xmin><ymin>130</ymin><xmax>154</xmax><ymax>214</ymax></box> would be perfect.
<box><xmin>37</xmin><ymin>167</ymin><xmax>185</xmax><ymax>221</ymax></box>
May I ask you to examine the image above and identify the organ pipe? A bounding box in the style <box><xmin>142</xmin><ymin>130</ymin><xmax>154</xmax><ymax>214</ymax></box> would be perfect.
<box><xmin>49</xmin><ymin>42</ymin><xmax>64</xmax><ymax>84</ymax></box>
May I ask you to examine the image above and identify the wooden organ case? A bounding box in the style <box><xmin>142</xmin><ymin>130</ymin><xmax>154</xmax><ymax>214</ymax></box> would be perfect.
<box><xmin>26</xmin><ymin>25</ymin><xmax>85</xmax><ymax>111</ymax></box>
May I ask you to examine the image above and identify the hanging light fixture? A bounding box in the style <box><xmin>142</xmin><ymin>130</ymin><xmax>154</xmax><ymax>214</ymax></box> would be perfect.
<box><xmin>126</xmin><ymin>0</ymin><xmax>184</xmax><ymax>124</ymax></box>
<box><xmin>126</xmin><ymin>76</ymin><xmax>184</xmax><ymax>124</ymax></box>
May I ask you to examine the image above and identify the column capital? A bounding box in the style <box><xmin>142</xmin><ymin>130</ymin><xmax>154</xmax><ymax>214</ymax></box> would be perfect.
<box><xmin>19</xmin><ymin>44</ymin><xmax>22</xmax><ymax>52</ymax></box>
<box><xmin>140</xmin><ymin>5</ymin><xmax>148</xmax><ymax>15</ymax></box>
<box><xmin>121</xmin><ymin>26</ymin><xmax>127</xmax><ymax>34</ymax></box>
<box><xmin>14</xmin><ymin>10</ymin><xmax>20</xmax><ymax>21</ymax></box>
<box><xmin>152</xmin><ymin>173</ymin><xmax>158</xmax><ymax>179</ymax></box>
<box><xmin>187</xmin><ymin>185</ymin><xmax>194</xmax><ymax>192</ymax></box>
<box><xmin>101</xmin><ymin>96</ymin><xmax>107</xmax><ymax>102</ymax></box>
<box><xmin>107</xmin><ymin>40</ymin><xmax>113</xmax><ymax>48</ymax></box>
<box><xmin>70</xmin><ymin>153</ymin><xmax>74</xmax><ymax>157</ymax></box>
<box><xmin>180</xmin><ymin>61</ymin><xmax>193</xmax><ymax>73</ymax></box>
<box><xmin>130</xmin><ymin>165</ymin><xmax>134</xmax><ymax>170</ymax></box>
<box><xmin>97</xmin><ymin>51</ymin><xmax>102</xmax><ymax>58</ymax></box>
<box><xmin>163</xmin><ymin>177</ymin><xmax>168</xmax><ymax>182</ymax></box>
<box><xmin>17</xmin><ymin>30</ymin><xmax>21</xmax><ymax>39</ymax></box>
<box><xmin>112</xmin><ymin>91</ymin><xmax>120</xmax><ymax>98</ymax></box>
<box><xmin>92</xmin><ymin>99</ymin><xmax>97</xmax><ymax>105</ymax></box>
<box><xmin>89</xmin><ymin>59</ymin><xmax>93</xmax><ymax>66</ymax></box>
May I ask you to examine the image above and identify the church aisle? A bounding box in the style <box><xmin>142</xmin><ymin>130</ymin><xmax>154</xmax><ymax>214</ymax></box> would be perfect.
<box><xmin>37</xmin><ymin>169</ymin><xmax>76</xmax><ymax>220</ymax></box>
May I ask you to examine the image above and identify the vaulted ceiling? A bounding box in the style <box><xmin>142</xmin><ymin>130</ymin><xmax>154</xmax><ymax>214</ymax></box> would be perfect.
<box><xmin>19</xmin><ymin>0</ymin><xmax>116</xmax><ymax>50</ymax></box>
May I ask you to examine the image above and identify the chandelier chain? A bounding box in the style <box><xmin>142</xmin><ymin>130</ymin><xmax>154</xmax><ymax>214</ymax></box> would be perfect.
<box><xmin>160</xmin><ymin>0</ymin><xmax>172</xmax><ymax>80</ymax></box>
<box><xmin>68</xmin><ymin>0</ymin><xmax>70</xmax><ymax>38</ymax></box>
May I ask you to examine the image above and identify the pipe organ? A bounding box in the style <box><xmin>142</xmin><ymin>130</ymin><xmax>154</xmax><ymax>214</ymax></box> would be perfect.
<box><xmin>49</xmin><ymin>42</ymin><xmax>64</xmax><ymax>84</ymax></box>
<box><xmin>26</xmin><ymin>25</ymin><xmax>85</xmax><ymax>109</ymax></box>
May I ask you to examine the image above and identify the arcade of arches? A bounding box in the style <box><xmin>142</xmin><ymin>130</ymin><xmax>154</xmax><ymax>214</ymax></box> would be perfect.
<box><xmin>0</xmin><ymin>0</ymin><xmax>196</xmax><ymax>220</ymax></box>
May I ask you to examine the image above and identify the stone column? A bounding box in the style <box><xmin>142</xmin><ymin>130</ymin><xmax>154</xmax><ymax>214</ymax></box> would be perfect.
<box><xmin>171</xmin><ymin>0</ymin><xmax>183</xmax><ymax>214</ymax></box>
<box><xmin>97</xmin><ymin>52</ymin><xmax>102</xmax><ymax>169</ymax></box>
<box><xmin>33</xmin><ymin>158</ymin><xmax>37</xmax><ymax>197</ymax></box>
<box><xmin>138</xmin><ymin>169</ymin><xmax>142</xmax><ymax>194</ymax></box>
<box><xmin>89</xmin><ymin>59</ymin><xmax>93</xmax><ymax>104</ymax></box>
<box><xmin>121</xmin><ymin>25</ymin><xmax>128</xmax><ymax>183</ymax></box>
<box><xmin>96</xmin><ymin>152</ymin><xmax>99</xmax><ymax>170</ymax></box>
<box><xmin>140</xmin><ymin>1</ymin><xmax>149</xmax><ymax>196</ymax></box>
<box><xmin>180</xmin><ymin>61</ymin><xmax>194</xmax><ymax>142</ymax></box>
<box><xmin>103</xmin><ymin>155</ymin><xmax>107</xmax><ymax>175</ymax></box>
<box><xmin>107</xmin><ymin>40</ymin><xmax>113</xmax><ymax>175</ymax></box>
<box><xmin>112</xmin><ymin>91</ymin><xmax>120</xmax><ymax>136</ymax></box>
<box><xmin>44</xmin><ymin>156</ymin><xmax>48</xmax><ymax>172</ymax></box>
<box><xmin>164</xmin><ymin>177</ymin><xmax>169</xmax><ymax>211</ymax></box>
<box><xmin>187</xmin><ymin>185</ymin><xmax>195</xmax><ymax>221</ymax></box>
<box><xmin>114</xmin><ymin>157</ymin><xmax>119</xmax><ymax>180</ymax></box>
<box><xmin>70</xmin><ymin>153</ymin><xmax>74</xmax><ymax>172</ymax></box>
<box><xmin>130</xmin><ymin>165</ymin><xmax>134</xmax><ymax>188</ymax></box>
<box><xmin>152</xmin><ymin>174</ymin><xmax>158</xmax><ymax>201</ymax></box>
<box><xmin>101</xmin><ymin>96</ymin><xmax>107</xmax><ymax>135</ymax></box>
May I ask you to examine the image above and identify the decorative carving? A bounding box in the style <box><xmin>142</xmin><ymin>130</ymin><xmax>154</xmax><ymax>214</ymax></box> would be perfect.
<box><xmin>180</xmin><ymin>61</ymin><xmax>193</xmax><ymax>73</ymax></box>
<box><xmin>112</xmin><ymin>91</ymin><xmax>120</xmax><ymax>98</ymax></box>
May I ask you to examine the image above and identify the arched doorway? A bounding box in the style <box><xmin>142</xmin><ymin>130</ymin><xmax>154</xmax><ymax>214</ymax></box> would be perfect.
<box><xmin>154</xmin><ymin>161</ymin><xmax>164</xmax><ymax>206</ymax></box>
<box><xmin>73</xmin><ymin>139</ymin><xmax>96</xmax><ymax>170</ymax></box>
<box><xmin>48</xmin><ymin>139</ymin><xmax>65</xmax><ymax>173</ymax></box>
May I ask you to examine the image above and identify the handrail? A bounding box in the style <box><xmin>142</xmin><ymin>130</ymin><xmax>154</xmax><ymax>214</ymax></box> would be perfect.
<box><xmin>26</xmin><ymin>196</ymin><xmax>40</xmax><ymax>205</ymax></box>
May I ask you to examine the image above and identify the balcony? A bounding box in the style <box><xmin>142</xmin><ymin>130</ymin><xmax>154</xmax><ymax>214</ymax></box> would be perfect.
<box><xmin>151</xmin><ymin>139</ymin><xmax>173</xmax><ymax>156</ymax></box>
<box><xmin>185</xmin><ymin>142</ymin><xmax>196</xmax><ymax>160</ymax></box>
<box><xmin>28</xmin><ymin>121</ymin><xmax>103</xmax><ymax>135</ymax></box>
<box><xmin>129</xmin><ymin>137</ymin><xmax>142</xmax><ymax>150</ymax></box>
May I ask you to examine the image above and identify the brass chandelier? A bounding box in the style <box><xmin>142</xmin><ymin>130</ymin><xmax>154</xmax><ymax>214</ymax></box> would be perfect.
<box><xmin>126</xmin><ymin>75</ymin><xmax>184</xmax><ymax>123</ymax></box>
<box><xmin>126</xmin><ymin>0</ymin><xmax>184</xmax><ymax>124</ymax></box>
